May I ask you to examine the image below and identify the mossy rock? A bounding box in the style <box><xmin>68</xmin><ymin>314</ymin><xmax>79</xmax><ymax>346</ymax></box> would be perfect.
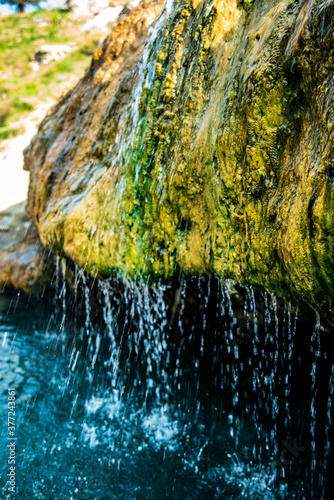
<box><xmin>24</xmin><ymin>0</ymin><xmax>334</xmax><ymax>308</ymax></box>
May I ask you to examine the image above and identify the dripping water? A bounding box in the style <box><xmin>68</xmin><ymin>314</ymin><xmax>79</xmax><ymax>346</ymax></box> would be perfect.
<box><xmin>0</xmin><ymin>274</ymin><xmax>333</xmax><ymax>499</ymax></box>
<box><xmin>310</xmin><ymin>314</ymin><xmax>321</xmax><ymax>490</ymax></box>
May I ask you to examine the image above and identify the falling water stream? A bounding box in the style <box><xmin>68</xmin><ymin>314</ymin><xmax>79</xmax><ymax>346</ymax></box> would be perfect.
<box><xmin>0</xmin><ymin>268</ymin><xmax>333</xmax><ymax>499</ymax></box>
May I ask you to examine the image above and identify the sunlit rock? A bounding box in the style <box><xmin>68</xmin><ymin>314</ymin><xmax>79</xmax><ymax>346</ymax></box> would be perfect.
<box><xmin>24</xmin><ymin>0</ymin><xmax>334</xmax><ymax>306</ymax></box>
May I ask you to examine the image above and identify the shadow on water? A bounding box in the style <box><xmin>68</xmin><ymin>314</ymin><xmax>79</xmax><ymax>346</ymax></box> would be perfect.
<box><xmin>0</xmin><ymin>269</ymin><xmax>333</xmax><ymax>499</ymax></box>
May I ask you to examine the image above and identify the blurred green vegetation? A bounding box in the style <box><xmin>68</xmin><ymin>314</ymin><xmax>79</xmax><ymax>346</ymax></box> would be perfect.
<box><xmin>0</xmin><ymin>8</ymin><xmax>103</xmax><ymax>140</ymax></box>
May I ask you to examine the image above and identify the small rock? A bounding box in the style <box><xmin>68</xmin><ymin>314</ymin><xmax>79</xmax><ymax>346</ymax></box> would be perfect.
<box><xmin>34</xmin><ymin>44</ymin><xmax>74</xmax><ymax>65</ymax></box>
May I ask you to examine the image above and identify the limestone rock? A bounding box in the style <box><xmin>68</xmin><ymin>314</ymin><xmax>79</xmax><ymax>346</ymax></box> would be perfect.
<box><xmin>0</xmin><ymin>203</ymin><xmax>54</xmax><ymax>295</ymax></box>
<box><xmin>24</xmin><ymin>0</ymin><xmax>334</xmax><ymax>306</ymax></box>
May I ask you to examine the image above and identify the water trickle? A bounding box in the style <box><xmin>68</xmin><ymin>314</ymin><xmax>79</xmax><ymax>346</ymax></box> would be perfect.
<box><xmin>284</xmin><ymin>302</ymin><xmax>295</xmax><ymax>428</ymax></box>
<box><xmin>78</xmin><ymin>269</ymin><xmax>92</xmax><ymax>339</ymax></box>
<box><xmin>131</xmin><ymin>0</ymin><xmax>174</xmax><ymax>137</ymax></box>
<box><xmin>321</xmin><ymin>357</ymin><xmax>334</xmax><ymax>496</ymax></box>
<box><xmin>111</xmin><ymin>0</ymin><xmax>174</xmax><ymax>196</ymax></box>
<box><xmin>53</xmin><ymin>255</ymin><xmax>61</xmax><ymax>317</ymax></box>
<box><xmin>99</xmin><ymin>280</ymin><xmax>118</xmax><ymax>379</ymax></box>
<box><xmin>220</xmin><ymin>280</ymin><xmax>238</xmax><ymax>353</ymax></box>
<box><xmin>249</xmin><ymin>288</ymin><xmax>259</xmax><ymax>391</ymax></box>
<box><xmin>310</xmin><ymin>314</ymin><xmax>321</xmax><ymax>488</ymax></box>
<box><xmin>59</xmin><ymin>259</ymin><xmax>67</xmax><ymax>331</ymax></box>
<box><xmin>270</xmin><ymin>297</ymin><xmax>279</xmax><ymax>457</ymax></box>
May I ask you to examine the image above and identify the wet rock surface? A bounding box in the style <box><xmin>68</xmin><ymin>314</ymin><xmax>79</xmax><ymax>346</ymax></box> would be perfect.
<box><xmin>23</xmin><ymin>0</ymin><xmax>334</xmax><ymax>306</ymax></box>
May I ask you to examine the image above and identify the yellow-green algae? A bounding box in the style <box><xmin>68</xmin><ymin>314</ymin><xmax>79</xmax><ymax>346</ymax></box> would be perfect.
<box><xmin>24</xmin><ymin>0</ymin><xmax>334</xmax><ymax>307</ymax></box>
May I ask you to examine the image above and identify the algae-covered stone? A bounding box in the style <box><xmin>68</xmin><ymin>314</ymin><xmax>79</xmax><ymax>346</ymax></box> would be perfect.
<box><xmin>24</xmin><ymin>0</ymin><xmax>334</xmax><ymax>306</ymax></box>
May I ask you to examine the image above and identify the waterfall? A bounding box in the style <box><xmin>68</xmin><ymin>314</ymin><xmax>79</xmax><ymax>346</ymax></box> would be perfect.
<box><xmin>1</xmin><ymin>272</ymin><xmax>334</xmax><ymax>498</ymax></box>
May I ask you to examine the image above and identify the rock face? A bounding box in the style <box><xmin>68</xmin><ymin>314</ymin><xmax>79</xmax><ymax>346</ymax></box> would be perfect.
<box><xmin>24</xmin><ymin>0</ymin><xmax>334</xmax><ymax>306</ymax></box>
<box><xmin>0</xmin><ymin>203</ymin><xmax>54</xmax><ymax>295</ymax></box>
